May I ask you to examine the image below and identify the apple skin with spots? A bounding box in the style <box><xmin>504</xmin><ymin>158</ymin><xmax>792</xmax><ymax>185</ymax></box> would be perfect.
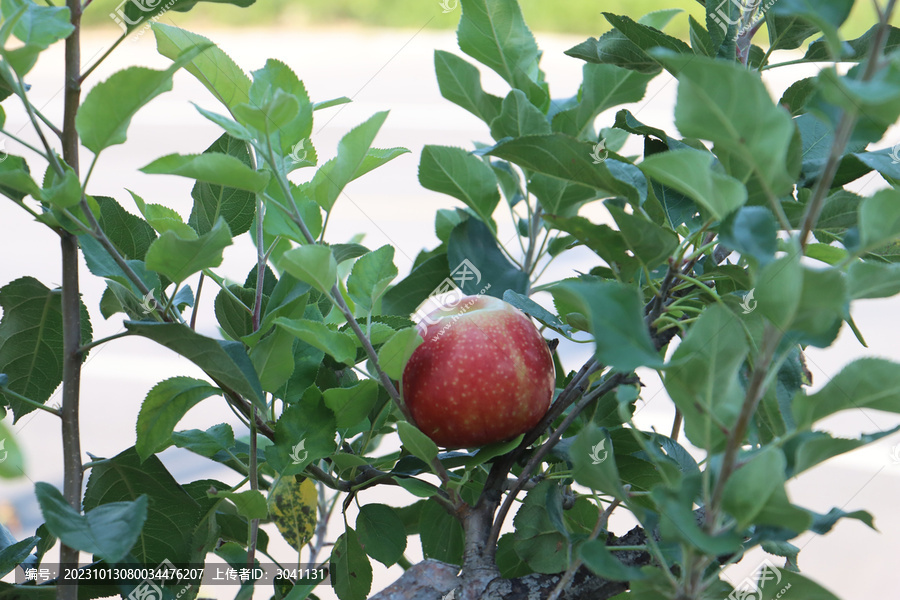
<box><xmin>401</xmin><ymin>295</ymin><xmax>555</xmax><ymax>448</ymax></box>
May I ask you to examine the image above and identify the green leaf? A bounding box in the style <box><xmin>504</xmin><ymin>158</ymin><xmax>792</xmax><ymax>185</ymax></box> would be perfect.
<box><xmin>512</xmin><ymin>481</ymin><xmax>569</xmax><ymax>573</ymax></box>
<box><xmin>40</xmin><ymin>165</ymin><xmax>81</xmax><ymax>209</ymax></box>
<box><xmin>76</xmin><ymin>46</ymin><xmax>206</xmax><ymax>154</ymax></box>
<box><xmin>789</xmin><ymin>267</ymin><xmax>846</xmax><ymax>348</ymax></box>
<box><xmin>377</xmin><ymin>327</ymin><xmax>423</xmax><ymax>380</ymax></box>
<box><xmin>397</xmin><ymin>421</ymin><xmax>440</xmax><ymax>464</ymax></box>
<box><xmin>858</xmin><ymin>189</ymin><xmax>900</xmax><ymax>253</ymax></box>
<box><xmin>502</xmin><ymin>290</ymin><xmax>571</xmax><ymax>335</ymax></box>
<box><xmin>214</xmin><ymin>284</ymin><xmax>255</xmax><ymax>340</ymax></box>
<box><xmin>323</xmin><ymin>380</ymin><xmax>379</xmax><ymax>429</ymax></box>
<box><xmin>124</xmin><ymin>321</ymin><xmax>265</xmax><ymax>409</ymax></box>
<box><xmin>381</xmin><ymin>254</ymin><xmax>450</xmax><ymax>317</ymax></box>
<box><xmin>529</xmin><ymin>174</ymin><xmax>598</xmax><ymax>218</ymax></box>
<box><xmin>215</xmin><ymin>489</ymin><xmax>267</xmax><ymax>520</ymax></box>
<box><xmin>457</xmin><ymin>0</ymin><xmax>547</xmax><ymax>108</ymax></box>
<box><xmin>847</xmin><ymin>261</ymin><xmax>900</xmax><ymax>299</ymax></box>
<box><xmin>247</xmin><ymin>59</ymin><xmax>313</xmax><ymax>152</ymax></box>
<box><xmin>36</xmin><ymin>482</ymin><xmax>147</xmax><ymax>564</ymax></box>
<box><xmin>135</xmin><ymin>376</ymin><xmax>221</xmax><ymax>461</ymax></box>
<box><xmin>607</xmin><ymin>205</ymin><xmax>678</xmax><ymax>268</ymax></box>
<box><xmin>490</xmin><ymin>89</ymin><xmax>550</xmax><ymax>140</ymax></box>
<box><xmin>638</xmin><ymin>148</ymin><xmax>746</xmax><ymax>220</ymax></box>
<box><xmin>745</xmin><ymin>568</ymin><xmax>842</xmax><ymax>600</ymax></box>
<box><xmin>654</xmin><ymin>51</ymin><xmax>797</xmax><ymax>197</ymax></box>
<box><xmin>810</xmin><ymin>507</ymin><xmax>875</xmax><ymax>535</ymax></box>
<box><xmin>544</xmin><ymin>216</ymin><xmax>640</xmax><ymax>281</ymax></box>
<box><xmin>664</xmin><ymin>305</ymin><xmax>748</xmax><ymax>452</ymax></box>
<box><xmin>141</xmin><ymin>152</ymin><xmax>269</xmax><ymax>193</ymax></box>
<box><xmin>551</xmin><ymin>279</ymin><xmax>662</xmax><ymax>371</ymax></box>
<box><xmin>268</xmin><ymin>475</ymin><xmax>318</xmax><ymax>552</ymax></box>
<box><xmin>652</xmin><ymin>475</ymin><xmax>743</xmax><ymax>555</ymax></box>
<box><xmin>603</xmin><ymin>11</ymin><xmax>691</xmax><ymax>61</ymax></box>
<box><xmin>153</xmin><ymin>23</ymin><xmax>251</xmax><ymax>109</ymax></box>
<box><xmin>433</xmin><ymin>50</ymin><xmax>502</xmax><ymax>124</ymax></box>
<box><xmin>83</xmin><ymin>447</ymin><xmax>203</xmax><ymax>564</ymax></box>
<box><xmin>419</xmin><ymin>145</ymin><xmax>501</xmax><ymax>226</ymax></box>
<box><xmin>552</xmin><ymin>63</ymin><xmax>655</xmax><ymax>138</ymax></box>
<box><xmin>249</xmin><ymin>328</ymin><xmax>296</xmax><ymax>393</ymax></box>
<box><xmin>129</xmin><ymin>190</ymin><xmax>195</xmax><ymax>237</ymax></box>
<box><xmin>347</xmin><ymin>246</ymin><xmax>398</xmax><ymax>313</ymax></box>
<box><xmin>232</xmin><ymin>89</ymin><xmax>300</xmax><ymax>133</ymax></box>
<box><xmin>309</xmin><ymin>111</ymin><xmax>389</xmax><ymax>212</ymax></box>
<box><xmin>356</xmin><ymin>504</ymin><xmax>407</xmax><ymax>567</ymax></box>
<box><xmin>580</xmin><ymin>539</ymin><xmax>646</xmax><ymax>582</ymax></box>
<box><xmin>564</xmin><ymin>11</ymin><xmax>691</xmax><ymax>74</ymax></box>
<box><xmin>0</xmin><ymin>155</ymin><xmax>40</xmax><ymax>201</ymax></box>
<box><xmin>392</xmin><ymin>476</ymin><xmax>441</xmax><ymax>498</ymax></box>
<box><xmin>0</xmin><ymin>0</ymin><xmax>73</xmax><ymax>75</ymax></box>
<box><xmin>331</xmin><ymin>528</ymin><xmax>372</xmax><ymax>600</ymax></box>
<box><xmin>419</xmin><ymin>500</ymin><xmax>464</xmax><ymax>565</ymax></box>
<box><xmin>447</xmin><ymin>218</ymin><xmax>528</xmax><ymax>297</ymax></box>
<box><xmin>352</xmin><ymin>147</ymin><xmax>409</xmax><ymax>181</ymax></box>
<box><xmin>568</xmin><ymin>425</ymin><xmax>624</xmax><ymax>499</ymax></box>
<box><xmin>275</xmin><ymin>318</ymin><xmax>356</xmax><ymax>366</ymax></box>
<box><xmin>188</xmin><ymin>134</ymin><xmax>257</xmax><ymax>236</ymax></box>
<box><xmin>265</xmin><ymin>396</ymin><xmax>337</xmax><ymax>474</ymax></box>
<box><xmin>720</xmin><ymin>206</ymin><xmax>778</xmax><ymax>266</ymax></box>
<box><xmin>806</xmin><ymin>23</ymin><xmax>900</xmax><ymax>62</ymax></box>
<box><xmin>770</xmin><ymin>0</ymin><xmax>854</xmax><ymax>59</ymax></box>
<box><xmin>0</xmin><ymin>277</ymin><xmax>92</xmax><ymax>420</ymax></box>
<box><xmin>0</xmin><ymin>421</ymin><xmax>24</xmax><ymax>480</ymax></box>
<box><xmin>488</xmin><ymin>134</ymin><xmax>647</xmax><ymax>206</ymax></box>
<box><xmin>784</xmin><ymin>427</ymin><xmax>900</xmax><ymax>477</ymax></box>
<box><xmin>816</xmin><ymin>63</ymin><xmax>900</xmax><ymax>145</ymax></box>
<box><xmin>171</xmin><ymin>423</ymin><xmax>235</xmax><ymax>458</ymax></box>
<box><xmin>793</xmin><ymin>358</ymin><xmax>900</xmax><ymax>427</ymax></box>
<box><xmin>95</xmin><ymin>196</ymin><xmax>156</xmax><ymax>260</ymax></box>
<box><xmin>721</xmin><ymin>447</ymin><xmax>787</xmax><ymax>528</ymax></box>
<box><xmin>278</xmin><ymin>244</ymin><xmax>337</xmax><ymax>295</ymax></box>
<box><xmin>0</xmin><ymin>530</ymin><xmax>37</xmax><ymax>577</ymax></box>
<box><xmin>145</xmin><ymin>217</ymin><xmax>232</xmax><ymax>283</ymax></box>
<box><xmin>754</xmin><ymin>243</ymin><xmax>803</xmax><ymax>330</ymax></box>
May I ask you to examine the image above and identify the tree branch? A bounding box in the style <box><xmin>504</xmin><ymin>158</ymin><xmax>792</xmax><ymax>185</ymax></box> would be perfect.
<box><xmin>59</xmin><ymin>1</ymin><xmax>83</xmax><ymax>599</ymax></box>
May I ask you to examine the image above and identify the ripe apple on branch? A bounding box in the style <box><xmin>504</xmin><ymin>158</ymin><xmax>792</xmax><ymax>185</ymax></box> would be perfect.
<box><xmin>402</xmin><ymin>295</ymin><xmax>556</xmax><ymax>448</ymax></box>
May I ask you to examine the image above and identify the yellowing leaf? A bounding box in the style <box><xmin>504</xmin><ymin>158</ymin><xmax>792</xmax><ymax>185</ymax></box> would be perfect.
<box><xmin>267</xmin><ymin>475</ymin><xmax>318</xmax><ymax>552</ymax></box>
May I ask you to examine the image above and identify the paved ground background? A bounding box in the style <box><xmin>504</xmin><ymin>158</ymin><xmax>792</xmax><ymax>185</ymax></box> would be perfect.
<box><xmin>0</xmin><ymin>17</ymin><xmax>898</xmax><ymax>599</ymax></box>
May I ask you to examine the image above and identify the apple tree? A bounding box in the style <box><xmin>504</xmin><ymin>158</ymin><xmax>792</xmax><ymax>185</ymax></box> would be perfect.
<box><xmin>1</xmin><ymin>0</ymin><xmax>900</xmax><ymax>599</ymax></box>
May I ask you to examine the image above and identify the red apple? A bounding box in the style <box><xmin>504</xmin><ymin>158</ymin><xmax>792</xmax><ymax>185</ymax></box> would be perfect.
<box><xmin>401</xmin><ymin>295</ymin><xmax>555</xmax><ymax>448</ymax></box>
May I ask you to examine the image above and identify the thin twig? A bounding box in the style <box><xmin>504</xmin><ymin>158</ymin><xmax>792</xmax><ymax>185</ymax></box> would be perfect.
<box><xmin>486</xmin><ymin>372</ymin><xmax>631</xmax><ymax>552</ymax></box>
